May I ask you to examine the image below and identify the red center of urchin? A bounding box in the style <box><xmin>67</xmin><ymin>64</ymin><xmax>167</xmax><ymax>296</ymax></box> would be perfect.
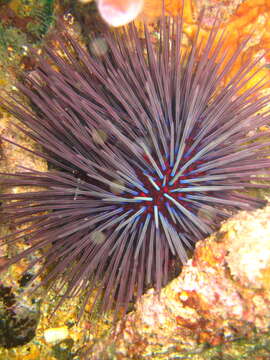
<box><xmin>123</xmin><ymin>148</ymin><xmax>206</xmax><ymax>218</ymax></box>
<box><xmin>131</xmin><ymin>160</ymin><xmax>200</xmax><ymax>217</ymax></box>
<box><xmin>138</xmin><ymin>166</ymin><xmax>181</xmax><ymax>214</ymax></box>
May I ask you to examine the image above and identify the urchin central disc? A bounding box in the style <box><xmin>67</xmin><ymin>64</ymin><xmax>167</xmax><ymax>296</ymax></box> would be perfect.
<box><xmin>132</xmin><ymin>161</ymin><xmax>187</xmax><ymax>219</ymax></box>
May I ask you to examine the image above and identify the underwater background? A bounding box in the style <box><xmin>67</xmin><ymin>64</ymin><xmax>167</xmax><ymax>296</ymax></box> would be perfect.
<box><xmin>0</xmin><ymin>0</ymin><xmax>270</xmax><ymax>359</ymax></box>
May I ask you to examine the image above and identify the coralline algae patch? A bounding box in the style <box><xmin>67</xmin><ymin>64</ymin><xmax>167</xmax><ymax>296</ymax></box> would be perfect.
<box><xmin>140</xmin><ymin>0</ymin><xmax>270</xmax><ymax>93</ymax></box>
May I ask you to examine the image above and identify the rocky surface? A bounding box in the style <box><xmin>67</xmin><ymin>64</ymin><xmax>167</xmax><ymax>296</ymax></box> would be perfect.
<box><xmin>89</xmin><ymin>204</ymin><xmax>270</xmax><ymax>359</ymax></box>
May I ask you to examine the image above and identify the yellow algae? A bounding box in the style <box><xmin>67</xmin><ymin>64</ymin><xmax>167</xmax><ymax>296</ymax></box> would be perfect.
<box><xmin>261</xmin><ymin>267</ymin><xmax>270</xmax><ymax>290</ymax></box>
<box><xmin>8</xmin><ymin>0</ymin><xmax>21</xmax><ymax>13</ymax></box>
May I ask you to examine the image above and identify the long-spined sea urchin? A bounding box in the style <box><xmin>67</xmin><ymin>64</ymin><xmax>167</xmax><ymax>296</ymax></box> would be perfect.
<box><xmin>1</xmin><ymin>12</ymin><xmax>270</xmax><ymax>317</ymax></box>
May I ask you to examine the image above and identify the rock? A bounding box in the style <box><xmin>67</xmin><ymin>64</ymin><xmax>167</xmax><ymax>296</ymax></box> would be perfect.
<box><xmin>90</xmin><ymin>204</ymin><xmax>270</xmax><ymax>359</ymax></box>
<box><xmin>44</xmin><ymin>326</ymin><xmax>69</xmax><ymax>344</ymax></box>
<box><xmin>225</xmin><ymin>206</ymin><xmax>270</xmax><ymax>290</ymax></box>
<box><xmin>0</xmin><ymin>283</ymin><xmax>40</xmax><ymax>349</ymax></box>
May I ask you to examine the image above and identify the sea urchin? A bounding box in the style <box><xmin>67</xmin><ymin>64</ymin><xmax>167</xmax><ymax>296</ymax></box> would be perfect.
<box><xmin>1</xmin><ymin>13</ymin><xmax>270</xmax><ymax>317</ymax></box>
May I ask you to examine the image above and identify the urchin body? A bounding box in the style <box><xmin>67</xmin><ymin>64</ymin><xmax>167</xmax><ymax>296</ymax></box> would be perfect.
<box><xmin>1</xmin><ymin>15</ymin><xmax>270</xmax><ymax>316</ymax></box>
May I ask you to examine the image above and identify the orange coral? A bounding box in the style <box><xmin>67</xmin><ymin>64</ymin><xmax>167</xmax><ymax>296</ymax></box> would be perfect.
<box><xmin>222</xmin><ymin>0</ymin><xmax>270</xmax><ymax>90</ymax></box>
<box><xmin>140</xmin><ymin>0</ymin><xmax>270</xmax><ymax>93</ymax></box>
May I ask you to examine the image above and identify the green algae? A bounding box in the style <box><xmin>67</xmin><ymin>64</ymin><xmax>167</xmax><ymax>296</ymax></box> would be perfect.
<box><xmin>26</xmin><ymin>0</ymin><xmax>54</xmax><ymax>38</ymax></box>
<box><xmin>199</xmin><ymin>331</ymin><xmax>270</xmax><ymax>360</ymax></box>
<box><xmin>0</xmin><ymin>22</ymin><xmax>28</xmax><ymax>66</ymax></box>
<box><xmin>0</xmin><ymin>0</ymin><xmax>54</xmax><ymax>84</ymax></box>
